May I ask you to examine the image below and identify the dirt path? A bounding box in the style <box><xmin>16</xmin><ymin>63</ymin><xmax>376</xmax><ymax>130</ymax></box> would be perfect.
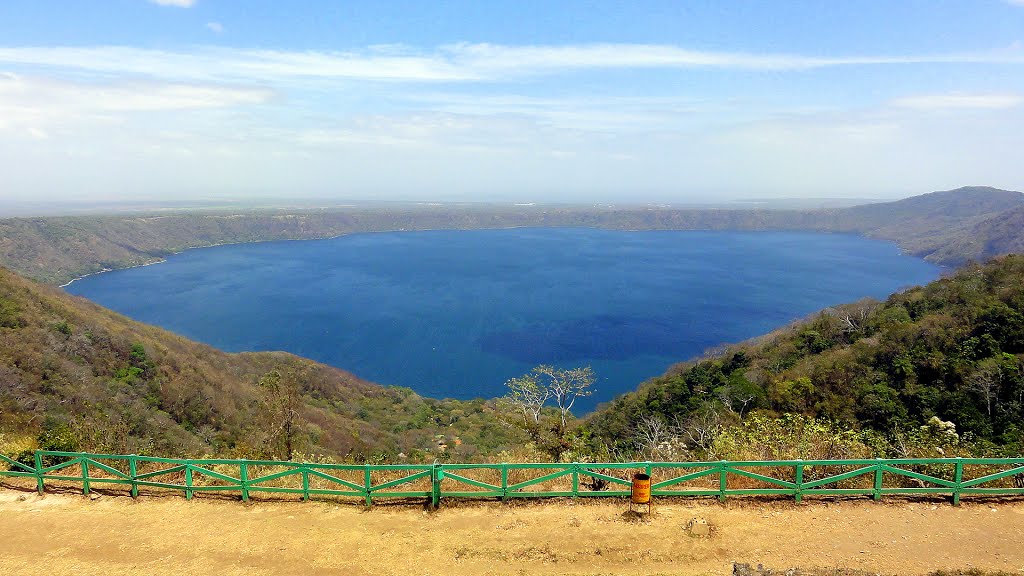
<box><xmin>1</xmin><ymin>488</ymin><xmax>1022</xmax><ymax>575</ymax></box>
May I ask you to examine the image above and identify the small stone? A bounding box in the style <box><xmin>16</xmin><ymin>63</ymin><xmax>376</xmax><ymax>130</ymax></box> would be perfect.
<box><xmin>686</xmin><ymin>517</ymin><xmax>711</xmax><ymax>537</ymax></box>
<box><xmin>89</xmin><ymin>492</ymin><xmax>102</xmax><ymax>501</ymax></box>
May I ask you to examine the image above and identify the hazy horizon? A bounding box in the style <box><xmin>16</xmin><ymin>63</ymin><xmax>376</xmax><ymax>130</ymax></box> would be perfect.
<box><xmin>2</xmin><ymin>1</ymin><xmax>1024</xmax><ymax>205</ymax></box>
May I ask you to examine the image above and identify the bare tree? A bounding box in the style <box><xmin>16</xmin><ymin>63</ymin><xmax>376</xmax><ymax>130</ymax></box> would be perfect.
<box><xmin>502</xmin><ymin>374</ymin><xmax>550</xmax><ymax>427</ymax></box>
<box><xmin>258</xmin><ymin>369</ymin><xmax>304</xmax><ymax>460</ymax></box>
<box><xmin>533</xmin><ymin>365</ymin><xmax>595</xmax><ymax>431</ymax></box>
<box><xmin>678</xmin><ymin>410</ymin><xmax>722</xmax><ymax>456</ymax></box>
<box><xmin>969</xmin><ymin>359</ymin><xmax>1002</xmax><ymax>417</ymax></box>
<box><xmin>635</xmin><ymin>415</ymin><xmax>671</xmax><ymax>458</ymax></box>
<box><xmin>634</xmin><ymin>414</ymin><xmax>689</xmax><ymax>461</ymax></box>
<box><xmin>716</xmin><ymin>385</ymin><xmax>757</xmax><ymax>417</ymax></box>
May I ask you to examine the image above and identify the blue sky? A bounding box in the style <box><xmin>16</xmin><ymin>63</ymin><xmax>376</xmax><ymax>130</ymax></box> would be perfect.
<box><xmin>1</xmin><ymin>1</ymin><xmax>1023</xmax><ymax>205</ymax></box>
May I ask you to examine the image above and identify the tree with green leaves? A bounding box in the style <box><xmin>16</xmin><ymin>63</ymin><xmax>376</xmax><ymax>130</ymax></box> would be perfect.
<box><xmin>500</xmin><ymin>365</ymin><xmax>595</xmax><ymax>460</ymax></box>
<box><xmin>531</xmin><ymin>365</ymin><xmax>595</xmax><ymax>432</ymax></box>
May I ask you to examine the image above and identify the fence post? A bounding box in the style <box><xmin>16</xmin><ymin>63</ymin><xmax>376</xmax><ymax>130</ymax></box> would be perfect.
<box><xmin>431</xmin><ymin>464</ymin><xmax>442</xmax><ymax>510</ymax></box>
<box><xmin>500</xmin><ymin>465</ymin><xmax>508</xmax><ymax>502</ymax></box>
<box><xmin>873</xmin><ymin>459</ymin><xmax>883</xmax><ymax>501</ymax></box>
<box><xmin>718</xmin><ymin>461</ymin><xmax>728</xmax><ymax>502</ymax></box>
<box><xmin>301</xmin><ymin>467</ymin><xmax>310</xmax><ymax>502</ymax></box>
<box><xmin>571</xmin><ymin>463</ymin><xmax>579</xmax><ymax>498</ymax></box>
<box><xmin>646</xmin><ymin>461</ymin><xmax>653</xmax><ymax>500</ymax></box>
<box><xmin>184</xmin><ymin>465</ymin><xmax>193</xmax><ymax>501</ymax></box>
<box><xmin>81</xmin><ymin>458</ymin><xmax>90</xmax><ymax>497</ymax></box>
<box><xmin>794</xmin><ymin>460</ymin><xmax>804</xmax><ymax>504</ymax></box>
<box><xmin>364</xmin><ymin>466</ymin><xmax>373</xmax><ymax>508</ymax></box>
<box><xmin>34</xmin><ymin>452</ymin><xmax>44</xmax><ymax>495</ymax></box>
<box><xmin>129</xmin><ymin>455</ymin><xmax>138</xmax><ymax>499</ymax></box>
<box><xmin>952</xmin><ymin>458</ymin><xmax>963</xmax><ymax>507</ymax></box>
<box><xmin>239</xmin><ymin>460</ymin><xmax>249</xmax><ymax>502</ymax></box>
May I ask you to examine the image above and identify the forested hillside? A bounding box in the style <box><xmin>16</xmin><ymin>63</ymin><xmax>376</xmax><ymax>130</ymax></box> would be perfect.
<box><xmin>2</xmin><ymin>186</ymin><xmax>1022</xmax><ymax>286</ymax></box>
<box><xmin>836</xmin><ymin>186</ymin><xmax>1024</xmax><ymax>263</ymax></box>
<box><xmin>0</xmin><ymin>267</ymin><xmax>519</xmax><ymax>461</ymax></box>
<box><xmin>586</xmin><ymin>255</ymin><xmax>1024</xmax><ymax>456</ymax></box>
<box><xmin>3</xmin><ymin>231</ymin><xmax>1024</xmax><ymax>465</ymax></box>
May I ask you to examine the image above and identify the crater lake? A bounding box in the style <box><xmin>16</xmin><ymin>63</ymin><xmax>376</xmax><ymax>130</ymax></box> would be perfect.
<box><xmin>64</xmin><ymin>228</ymin><xmax>940</xmax><ymax>411</ymax></box>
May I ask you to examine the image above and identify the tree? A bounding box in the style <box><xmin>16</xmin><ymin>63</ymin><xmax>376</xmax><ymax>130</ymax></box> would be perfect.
<box><xmin>500</xmin><ymin>365</ymin><xmax>596</xmax><ymax>460</ymax></box>
<box><xmin>828</xmin><ymin>298</ymin><xmax>878</xmax><ymax>335</ymax></box>
<box><xmin>258</xmin><ymin>369</ymin><xmax>304</xmax><ymax>460</ymax></box>
<box><xmin>503</xmin><ymin>374</ymin><xmax>550</xmax><ymax>428</ymax></box>
<box><xmin>968</xmin><ymin>358</ymin><xmax>1002</xmax><ymax>417</ymax></box>
<box><xmin>532</xmin><ymin>365</ymin><xmax>595</xmax><ymax>431</ymax></box>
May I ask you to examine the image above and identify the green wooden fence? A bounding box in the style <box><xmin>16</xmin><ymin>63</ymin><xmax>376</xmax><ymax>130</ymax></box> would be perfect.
<box><xmin>2</xmin><ymin>451</ymin><xmax>1022</xmax><ymax>508</ymax></box>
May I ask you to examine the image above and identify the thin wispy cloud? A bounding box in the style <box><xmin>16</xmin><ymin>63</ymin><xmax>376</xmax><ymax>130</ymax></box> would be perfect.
<box><xmin>405</xmin><ymin>93</ymin><xmax>706</xmax><ymax>131</ymax></box>
<box><xmin>0</xmin><ymin>46</ymin><xmax>471</xmax><ymax>82</ymax></box>
<box><xmin>206</xmin><ymin>22</ymin><xmax>224</xmax><ymax>34</ymax></box>
<box><xmin>0</xmin><ymin>43</ymin><xmax>1022</xmax><ymax>85</ymax></box>
<box><xmin>149</xmin><ymin>0</ymin><xmax>196</xmax><ymax>7</ymax></box>
<box><xmin>891</xmin><ymin>93</ymin><xmax>1023</xmax><ymax>110</ymax></box>
<box><xmin>0</xmin><ymin>73</ymin><xmax>273</xmax><ymax>122</ymax></box>
<box><xmin>445</xmin><ymin>43</ymin><xmax>1023</xmax><ymax>73</ymax></box>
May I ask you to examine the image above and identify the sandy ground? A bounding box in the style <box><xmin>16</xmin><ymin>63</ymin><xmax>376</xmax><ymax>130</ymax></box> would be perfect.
<box><xmin>0</xmin><ymin>486</ymin><xmax>1022</xmax><ymax>576</ymax></box>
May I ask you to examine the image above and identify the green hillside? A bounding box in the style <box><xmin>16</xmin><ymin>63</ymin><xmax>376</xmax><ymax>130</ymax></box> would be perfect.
<box><xmin>586</xmin><ymin>255</ymin><xmax>1024</xmax><ymax>456</ymax></box>
<box><xmin>0</xmin><ymin>266</ymin><xmax>520</xmax><ymax>461</ymax></box>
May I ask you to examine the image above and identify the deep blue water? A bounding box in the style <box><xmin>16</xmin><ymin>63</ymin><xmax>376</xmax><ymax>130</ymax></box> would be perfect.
<box><xmin>65</xmin><ymin>229</ymin><xmax>940</xmax><ymax>412</ymax></box>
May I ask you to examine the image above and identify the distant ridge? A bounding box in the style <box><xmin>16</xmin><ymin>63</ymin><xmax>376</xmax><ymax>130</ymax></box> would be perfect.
<box><xmin>0</xmin><ymin>185</ymin><xmax>1022</xmax><ymax>285</ymax></box>
<box><xmin>832</xmin><ymin>185</ymin><xmax>1024</xmax><ymax>263</ymax></box>
<box><xmin>849</xmin><ymin>186</ymin><xmax>1024</xmax><ymax>219</ymax></box>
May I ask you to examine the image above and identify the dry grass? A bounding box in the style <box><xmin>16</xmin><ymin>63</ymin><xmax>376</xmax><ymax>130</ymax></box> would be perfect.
<box><xmin>1</xmin><ymin>486</ymin><xmax>1023</xmax><ymax>575</ymax></box>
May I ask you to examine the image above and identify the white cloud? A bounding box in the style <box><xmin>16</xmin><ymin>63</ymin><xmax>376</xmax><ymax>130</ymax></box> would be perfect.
<box><xmin>149</xmin><ymin>0</ymin><xmax>196</xmax><ymax>7</ymax></box>
<box><xmin>0</xmin><ymin>43</ymin><xmax>1021</xmax><ymax>85</ymax></box>
<box><xmin>0</xmin><ymin>46</ymin><xmax>472</xmax><ymax>82</ymax></box>
<box><xmin>404</xmin><ymin>93</ymin><xmax>705</xmax><ymax>131</ymax></box>
<box><xmin>206</xmin><ymin>22</ymin><xmax>224</xmax><ymax>34</ymax></box>
<box><xmin>0</xmin><ymin>73</ymin><xmax>274</xmax><ymax>134</ymax></box>
<box><xmin>2</xmin><ymin>41</ymin><xmax>1023</xmax><ymax>204</ymax></box>
<box><xmin>891</xmin><ymin>93</ymin><xmax>1023</xmax><ymax>110</ymax></box>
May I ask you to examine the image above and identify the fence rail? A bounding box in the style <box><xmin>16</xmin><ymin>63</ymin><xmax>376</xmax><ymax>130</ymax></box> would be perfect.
<box><xmin>2</xmin><ymin>451</ymin><xmax>1023</xmax><ymax>508</ymax></box>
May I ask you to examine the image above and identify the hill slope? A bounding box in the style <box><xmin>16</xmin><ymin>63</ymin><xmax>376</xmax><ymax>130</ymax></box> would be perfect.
<box><xmin>924</xmin><ymin>204</ymin><xmax>1024</xmax><ymax>264</ymax></box>
<box><xmin>836</xmin><ymin>186</ymin><xmax>1024</xmax><ymax>261</ymax></box>
<box><xmin>586</xmin><ymin>254</ymin><xmax>1024</xmax><ymax>453</ymax></box>
<box><xmin>0</xmin><ymin>266</ymin><xmax>518</xmax><ymax>460</ymax></box>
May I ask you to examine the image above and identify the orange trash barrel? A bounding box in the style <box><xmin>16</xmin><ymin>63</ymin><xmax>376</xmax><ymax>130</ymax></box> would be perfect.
<box><xmin>631</xmin><ymin>472</ymin><xmax>651</xmax><ymax>504</ymax></box>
